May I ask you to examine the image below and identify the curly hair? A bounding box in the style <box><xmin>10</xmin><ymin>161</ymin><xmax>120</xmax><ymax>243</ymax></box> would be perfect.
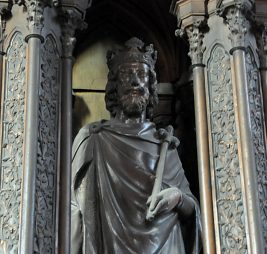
<box><xmin>105</xmin><ymin>67</ymin><xmax>158</xmax><ymax>120</ymax></box>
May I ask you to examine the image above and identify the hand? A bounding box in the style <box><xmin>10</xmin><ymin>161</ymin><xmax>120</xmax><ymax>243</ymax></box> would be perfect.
<box><xmin>146</xmin><ymin>187</ymin><xmax>182</xmax><ymax>220</ymax></box>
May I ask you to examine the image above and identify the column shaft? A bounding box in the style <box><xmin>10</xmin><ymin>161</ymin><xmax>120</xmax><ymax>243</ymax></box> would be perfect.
<box><xmin>193</xmin><ymin>66</ymin><xmax>216</xmax><ymax>254</ymax></box>
<box><xmin>58</xmin><ymin>57</ymin><xmax>73</xmax><ymax>254</ymax></box>
<box><xmin>0</xmin><ymin>53</ymin><xmax>3</xmax><ymax>110</ymax></box>
<box><xmin>19</xmin><ymin>37</ymin><xmax>41</xmax><ymax>254</ymax></box>
<box><xmin>0</xmin><ymin>17</ymin><xmax>4</xmax><ymax>116</ymax></box>
<box><xmin>232</xmin><ymin>49</ymin><xmax>264</xmax><ymax>254</ymax></box>
<box><xmin>260</xmin><ymin>68</ymin><xmax>267</xmax><ymax>127</ymax></box>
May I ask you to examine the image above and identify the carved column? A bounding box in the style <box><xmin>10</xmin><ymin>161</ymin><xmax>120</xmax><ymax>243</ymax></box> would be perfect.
<box><xmin>0</xmin><ymin>6</ymin><xmax>9</xmax><ymax>112</ymax></box>
<box><xmin>221</xmin><ymin>2</ymin><xmax>265</xmax><ymax>253</ymax></box>
<box><xmin>172</xmin><ymin>0</ymin><xmax>267</xmax><ymax>253</ymax></box>
<box><xmin>19</xmin><ymin>2</ymin><xmax>45</xmax><ymax>253</ymax></box>
<box><xmin>186</xmin><ymin>25</ymin><xmax>216</xmax><ymax>254</ymax></box>
<box><xmin>171</xmin><ymin>2</ymin><xmax>216</xmax><ymax>254</ymax></box>
<box><xmin>58</xmin><ymin>2</ymin><xmax>90</xmax><ymax>253</ymax></box>
<box><xmin>255</xmin><ymin>0</ymin><xmax>267</xmax><ymax>129</ymax></box>
<box><xmin>0</xmin><ymin>3</ymin><xmax>25</xmax><ymax>253</ymax></box>
<box><xmin>257</xmin><ymin>23</ymin><xmax>267</xmax><ymax>127</ymax></box>
<box><xmin>59</xmin><ymin>11</ymin><xmax>78</xmax><ymax>254</ymax></box>
<box><xmin>0</xmin><ymin>1</ymin><xmax>89</xmax><ymax>253</ymax></box>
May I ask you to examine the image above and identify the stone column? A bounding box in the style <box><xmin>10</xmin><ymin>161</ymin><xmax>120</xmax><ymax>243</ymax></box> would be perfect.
<box><xmin>58</xmin><ymin>8</ymin><xmax>87</xmax><ymax>253</ymax></box>
<box><xmin>220</xmin><ymin>2</ymin><xmax>266</xmax><ymax>252</ymax></box>
<box><xmin>0</xmin><ymin>1</ymin><xmax>90</xmax><ymax>253</ymax></box>
<box><xmin>0</xmin><ymin>6</ymin><xmax>8</xmax><ymax>111</ymax></box>
<box><xmin>257</xmin><ymin>23</ymin><xmax>267</xmax><ymax>127</ymax></box>
<box><xmin>187</xmin><ymin>25</ymin><xmax>216</xmax><ymax>254</ymax></box>
<box><xmin>19</xmin><ymin>2</ymin><xmax>45</xmax><ymax>253</ymax></box>
<box><xmin>171</xmin><ymin>2</ymin><xmax>216</xmax><ymax>254</ymax></box>
<box><xmin>255</xmin><ymin>0</ymin><xmax>267</xmax><ymax>129</ymax></box>
<box><xmin>172</xmin><ymin>0</ymin><xmax>267</xmax><ymax>253</ymax></box>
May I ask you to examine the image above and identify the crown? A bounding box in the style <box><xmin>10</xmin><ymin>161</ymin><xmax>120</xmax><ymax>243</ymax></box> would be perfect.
<box><xmin>107</xmin><ymin>37</ymin><xmax>157</xmax><ymax>70</ymax></box>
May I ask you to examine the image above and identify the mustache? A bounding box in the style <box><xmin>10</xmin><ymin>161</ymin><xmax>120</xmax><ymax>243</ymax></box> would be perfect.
<box><xmin>123</xmin><ymin>87</ymin><xmax>146</xmax><ymax>96</ymax></box>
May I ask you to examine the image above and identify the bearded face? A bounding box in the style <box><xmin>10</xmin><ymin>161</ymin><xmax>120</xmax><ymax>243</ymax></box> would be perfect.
<box><xmin>119</xmin><ymin>87</ymin><xmax>149</xmax><ymax>117</ymax></box>
<box><xmin>116</xmin><ymin>62</ymin><xmax>150</xmax><ymax>117</ymax></box>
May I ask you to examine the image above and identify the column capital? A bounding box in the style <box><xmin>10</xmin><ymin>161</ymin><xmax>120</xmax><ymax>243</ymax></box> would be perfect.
<box><xmin>57</xmin><ymin>1</ymin><xmax>91</xmax><ymax>58</ymax></box>
<box><xmin>170</xmin><ymin>0</ymin><xmax>207</xmax><ymax>65</ymax></box>
<box><xmin>217</xmin><ymin>1</ymin><xmax>254</xmax><ymax>49</ymax></box>
<box><xmin>183</xmin><ymin>23</ymin><xmax>206</xmax><ymax>65</ymax></box>
<box><xmin>59</xmin><ymin>8</ymin><xmax>86</xmax><ymax>58</ymax></box>
<box><xmin>216</xmin><ymin>0</ymin><xmax>254</xmax><ymax>13</ymax></box>
<box><xmin>24</xmin><ymin>0</ymin><xmax>48</xmax><ymax>39</ymax></box>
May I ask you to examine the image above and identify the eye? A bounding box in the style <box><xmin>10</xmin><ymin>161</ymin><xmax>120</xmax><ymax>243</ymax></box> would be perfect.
<box><xmin>139</xmin><ymin>71</ymin><xmax>144</xmax><ymax>76</ymax></box>
<box><xmin>137</xmin><ymin>70</ymin><xmax>145</xmax><ymax>78</ymax></box>
<box><xmin>119</xmin><ymin>71</ymin><xmax>128</xmax><ymax>78</ymax></box>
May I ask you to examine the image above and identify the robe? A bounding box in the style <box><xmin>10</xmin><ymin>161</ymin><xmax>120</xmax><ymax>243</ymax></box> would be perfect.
<box><xmin>71</xmin><ymin>119</ymin><xmax>201</xmax><ymax>254</ymax></box>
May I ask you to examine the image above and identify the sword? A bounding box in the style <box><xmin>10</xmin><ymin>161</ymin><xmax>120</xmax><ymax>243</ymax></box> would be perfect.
<box><xmin>146</xmin><ymin>125</ymin><xmax>178</xmax><ymax>221</ymax></box>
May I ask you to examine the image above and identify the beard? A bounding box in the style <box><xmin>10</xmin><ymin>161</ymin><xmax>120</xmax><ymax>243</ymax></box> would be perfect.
<box><xmin>119</xmin><ymin>92</ymin><xmax>148</xmax><ymax>117</ymax></box>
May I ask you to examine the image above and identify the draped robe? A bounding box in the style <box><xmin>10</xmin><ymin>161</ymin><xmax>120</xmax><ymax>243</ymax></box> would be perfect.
<box><xmin>71</xmin><ymin>119</ymin><xmax>201</xmax><ymax>254</ymax></box>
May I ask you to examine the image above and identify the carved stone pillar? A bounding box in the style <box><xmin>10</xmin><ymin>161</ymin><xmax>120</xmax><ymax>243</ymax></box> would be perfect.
<box><xmin>0</xmin><ymin>1</ymin><xmax>90</xmax><ymax>253</ymax></box>
<box><xmin>58</xmin><ymin>7</ymin><xmax>87</xmax><ymax>253</ymax></box>
<box><xmin>19</xmin><ymin>2</ymin><xmax>45</xmax><ymax>253</ymax></box>
<box><xmin>255</xmin><ymin>0</ymin><xmax>267</xmax><ymax>130</ymax></box>
<box><xmin>186</xmin><ymin>25</ymin><xmax>216</xmax><ymax>254</ymax></box>
<box><xmin>171</xmin><ymin>2</ymin><xmax>216</xmax><ymax>254</ymax></box>
<box><xmin>0</xmin><ymin>4</ymin><xmax>25</xmax><ymax>253</ymax></box>
<box><xmin>221</xmin><ymin>2</ymin><xmax>266</xmax><ymax>253</ymax></box>
<box><xmin>0</xmin><ymin>5</ymin><xmax>9</xmax><ymax>111</ymax></box>
<box><xmin>172</xmin><ymin>0</ymin><xmax>267</xmax><ymax>253</ymax></box>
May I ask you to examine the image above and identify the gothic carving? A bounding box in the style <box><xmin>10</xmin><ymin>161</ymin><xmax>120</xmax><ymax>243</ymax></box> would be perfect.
<box><xmin>218</xmin><ymin>2</ymin><xmax>253</xmax><ymax>49</ymax></box>
<box><xmin>0</xmin><ymin>32</ymin><xmax>26</xmax><ymax>253</ymax></box>
<box><xmin>0</xmin><ymin>19</ymin><xmax>7</xmax><ymax>52</ymax></box>
<box><xmin>255</xmin><ymin>23</ymin><xmax>267</xmax><ymax>67</ymax></box>
<box><xmin>25</xmin><ymin>0</ymin><xmax>45</xmax><ymax>34</ymax></box>
<box><xmin>183</xmin><ymin>23</ymin><xmax>206</xmax><ymax>65</ymax></box>
<box><xmin>59</xmin><ymin>9</ymin><xmax>87</xmax><ymax>58</ymax></box>
<box><xmin>216</xmin><ymin>0</ymin><xmax>254</xmax><ymax>14</ymax></box>
<box><xmin>223</xmin><ymin>6</ymin><xmax>250</xmax><ymax>49</ymax></box>
<box><xmin>246</xmin><ymin>49</ymin><xmax>267</xmax><ymax>252</ymax></box>
<box><xmin>34</xmin><ymin>35</ymin><xmax>59</xmax><ymax>253</ymax></box>
<box><xmin>207</xmin><ymin>44</ymin><xmax>248</xmax><ymax>253</ymax></box>
<box><xmin>261</xmin><ymin>24</ymin><xmax>267</xmax><ymax>53</ymax></box>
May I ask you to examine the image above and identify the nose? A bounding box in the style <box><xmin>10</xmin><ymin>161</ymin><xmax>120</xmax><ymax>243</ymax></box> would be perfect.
<box><xmin>130</xmin><ymin>72</ymin><xmax>139</xmax><ymax>87</ymax></box>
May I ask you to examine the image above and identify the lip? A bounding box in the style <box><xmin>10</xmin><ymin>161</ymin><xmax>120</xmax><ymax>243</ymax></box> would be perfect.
<box><xmin>131</xmin><ymin>90</ymin><xmax>140</xmax><ymax>95</ymax></box>
<box><xmin>125</xmin><ymin>88</ymin><xmax>144</xmax><ymax>96</ymax></box>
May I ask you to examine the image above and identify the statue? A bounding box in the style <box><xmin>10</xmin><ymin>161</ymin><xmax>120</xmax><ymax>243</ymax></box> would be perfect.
<box><xmin>71</xmin><ymin>38</ymin><xmax>201</xmax><ymax>254</ymax></box>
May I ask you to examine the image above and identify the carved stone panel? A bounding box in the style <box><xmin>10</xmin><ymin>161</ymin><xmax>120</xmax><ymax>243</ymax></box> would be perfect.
<box><xmin>207</xmin><ymin>44</ymin><xmax>248</xmax><ymax>253</ymax></box>
<box><xmin>246</xmin><ymin>49</ymin><xmax>267</xmax><ymax>252</ymax></box>
<box><xmin>34</xmin><ymin>35</ymin><xmax>60</xmax><ymax>254</ymax></box>
<box><xmin>0</xmin><ymin>32</ymin><xmax>26</xmax><ymax>253</ymax></box>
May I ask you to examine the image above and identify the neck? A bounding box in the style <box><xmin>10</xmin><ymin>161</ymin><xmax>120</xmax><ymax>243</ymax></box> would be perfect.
<box><xmin>115</xmin><ymin>110</ymin><xmax>146</xmax><ymax>124</ymax></box>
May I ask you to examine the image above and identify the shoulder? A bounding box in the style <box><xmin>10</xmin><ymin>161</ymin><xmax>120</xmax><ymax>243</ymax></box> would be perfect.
<box><xmin>72</xmin><ymin>124</ymin><xmax>91</xmax><ymax>158</ymax></box>
<box><xmin>72</xmin><ymin>120</ymin><xmax>109</xmax><ymax>159</ymax></box>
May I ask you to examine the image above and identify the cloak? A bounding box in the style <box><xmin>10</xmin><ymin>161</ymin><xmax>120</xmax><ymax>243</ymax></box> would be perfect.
<box><xmin>71</xmin><ymin>119</ymin><xmax>201</xmax><ymax>254</ymax></box>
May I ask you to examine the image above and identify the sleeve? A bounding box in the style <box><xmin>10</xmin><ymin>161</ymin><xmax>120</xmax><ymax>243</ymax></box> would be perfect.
<box><xmin>71</xmin><ymin>186</ymin><xmax>83</xmax><ymax>254</ymax></box>
<box><xmin>71</xmin><ymin>125</ymin><xmax>92</xmax><ymax>254</ymax></box>
<box><xmin>164</xmin><ymin>148</ymin><xmax>202</xmax><ymax>253</ymax></box>
<box><xmin>163</xmin><ymin>148</ymin><xmax>197</xmax><ymax>218</ymax></box>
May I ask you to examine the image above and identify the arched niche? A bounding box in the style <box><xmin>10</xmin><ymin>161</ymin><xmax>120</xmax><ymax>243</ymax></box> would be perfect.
<box><xmin>72</xmin><ymin>0</ymin><xmax>199</xmax><ymax>198</ymax></box>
